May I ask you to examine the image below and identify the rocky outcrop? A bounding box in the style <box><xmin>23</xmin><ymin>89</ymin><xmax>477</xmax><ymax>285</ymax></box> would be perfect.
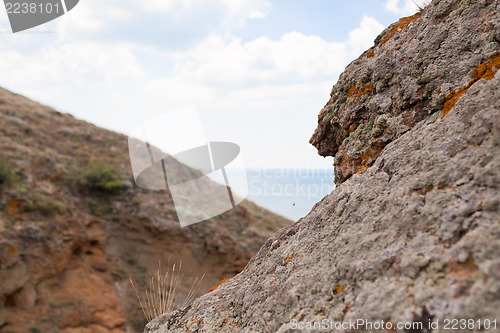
<box><xmin>310</xmin><ymin>0</ymin><xmax>500</xmax><ymax>185</ymax></box>
<box><xmin>144</xmin><ymin>0</ymin><xmax>500</xmax><ymax>332</ymax></box>
<box><xmin>0</xmin><ymin>88</ymin><xmax>290</xmax><ymax>333</ymax></box>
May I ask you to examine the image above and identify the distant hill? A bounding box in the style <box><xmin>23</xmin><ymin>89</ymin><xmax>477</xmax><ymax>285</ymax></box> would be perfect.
<box><xmin>0</xmin><ymin>87</ymin><xmax>291</xmax><ymax>333</ymax></box>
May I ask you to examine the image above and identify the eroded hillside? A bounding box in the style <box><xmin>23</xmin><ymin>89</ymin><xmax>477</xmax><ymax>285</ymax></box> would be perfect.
<box><xmin>0</xmin><ymin>87</ymin><xmax>291</xmax><ymax>333</ymax></box>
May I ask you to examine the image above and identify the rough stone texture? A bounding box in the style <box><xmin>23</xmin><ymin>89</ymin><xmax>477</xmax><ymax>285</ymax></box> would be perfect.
<box><xmin>310</xmin><ymin>0</ymin><xmax>500</xmax><ymax>185</ymax></box>
<box><xmin>0</xmin><ymin>88</ymin><xmax>290</xmax><ymax>333</ymax></box>
<box><xmin>145</xmin><ymin>0</ymin><xmax>500</xmax><ymax>332</ymax></box>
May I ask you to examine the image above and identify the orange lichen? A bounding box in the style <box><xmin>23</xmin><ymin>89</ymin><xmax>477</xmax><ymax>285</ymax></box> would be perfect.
<box><xmin>435</xmin><ymin>184</ymin><xmax>455</xmax><ymax>192</ymax></box>
<box><xmin>6</xmin><ymin>245</ymin><xmax>17</xmax><ymax>255</ymax></box>
<box><xmin>4</xmin><ymin>200</ymin><xmax>24</xmax><ymax>215</ymax></box>
<box><xmin>281</xmin><ymin>253</ymin><xmax>293</xmax><ymax>266</ymax></box>
<box><xmin>441</xmin><ymin>85</ymin><xmax>470</xmax><ymax>118</ymax></box>
<box><xmin>379</xmin><ymin>12</ymin><xmax>422</xmax><ymax>46</ymax></box>
<box><xmin>333</xmin><ymin>285</ymin><xmax>346</xmax><ymax>295</ymax></box>
<box><xmin>355</xmin><ymin>166</ymin><xmax>368</xmax><ymax>175</ymax></box>
<box><xmin>208</xmin><ymin>278</ymin><xmax>230</xmax><ymax>292</ymax></box>
<box><xmin>355</xmin><ymin>151</ymin><xmax>376</xmax><ymax>175</ymax></box>
<box><xmin>366</xmin><ymin>49</ymin><xmax>375</xmax><ymax>58</ymax></box>
<box><xmin>474</xmin><ymin>53</ymin><xmax>500</xmax><ymax>81</ymax></box>
<box><xmin>442</xmin><ymin>53</ymin><xmax>500</xmax><ymax>118</ymax></box>
<box><xmin>347</xmin><ymin>85</ymin><xmax>358</xmax><ymax>97</ymax></box>
<box><xmin>361</xmin><ymin>151</ymin><xmax>373</xmax><ymax>166</ymax></box>
<box><xmin>347</xmin><ymin>82</ymin><xmax>373</xmax><ymax>99</ymax></box>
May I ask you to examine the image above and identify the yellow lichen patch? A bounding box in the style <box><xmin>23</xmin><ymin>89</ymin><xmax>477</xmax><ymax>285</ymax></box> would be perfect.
<box><xmin>474</xmin><ymin>53</ymin><xmax>500</xmax><ymax>81</ymax></box>
<box><xmin>379</xmin><ymin>12</ymin><xmax>422</xmax><ymax>46</ymax></box>
<box><xmin>6</xmin><ymin>245</ymin><xmax>17</xmax><ymax>255</ymax></box>
<box><xmin>281</xmin><ymin>253</ymin><xmax>293</xmax><ymax>266</ymax></box>
<box><xmin>208</xmin><ymin>277</ymin><xmax>230</xmax><ymax>293</ymax></box>
<box><xmin>355</xmin><ymin>151</ymin><xmax>376</xmax><ymax>175</ymax></box>
<box><xmin>361</xmin><ymin>151</ymin><xmax>373</xmax><ymax>166</ymax></box>
<box><xmin>366</xmin><ymin>49</ymin><xmax>375</xmax><ymax>58</ymax></box>
<box><xmin>347</xmin><ymin>84</ymin><xmax>358</xmax><ymax>97</ymax></box>
<box><xmin>333</xmin><ymin>285</ymin><xmax>346</xmax><ymax>295</ymax></box>
<box><xmin>4</xmin><ymin>200</ymin><xmax>24</xmax><ymax>215</ymax></box>
<box><xmin>347</xmin><ymin>82</ymin><xmax>373</xmax><ymax>99</ymax></box>
<box><xmin>355</xmin><ymin>166</ymin><xmax>368</xmax><ymax>175</ymax></box>
<box><xmin>441</xmin><ymin>53</ymin><xmax>500</xmax><ymax>118</ymax></box>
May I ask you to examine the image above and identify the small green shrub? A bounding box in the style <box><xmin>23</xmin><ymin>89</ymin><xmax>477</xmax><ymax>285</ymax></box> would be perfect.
<box><xmin>88</xmin><ymin>199</ymin><xmax>99</xmax><ymax>215</ymax></box>
<box><xmin>127</xmin><ymin>256</ymin><xmax>137</xmax><ymax>265</ymax></box>
<box><xmin>30</xmin><ymin>328</ymin><xmax>41</xmax><ymax>333</ymax></box>
<box><xmin>23</xmin><ymin>194</ymin><xmax>66</xmax><ymax>217</ymax></box>
<box><xmin>0</xmin><ymin>158</ymin><xmax>17</xmax><ymax>188</ymax></box>
<box><xmin>66</xmin><ymin>161</ymin><xmax>125</xmax><ymax>195</ymax></box>
<box><xmin>111</xmin><ymin>268</ymin><xmax>127</xmax><ymax>281</ymax></box>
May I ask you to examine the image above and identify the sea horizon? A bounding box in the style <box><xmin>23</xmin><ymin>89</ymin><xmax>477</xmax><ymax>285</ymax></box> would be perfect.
<box><xmin>235</xmin><ymin>167</ymin><xmax>336</xmax><ymax>221</ymax></box>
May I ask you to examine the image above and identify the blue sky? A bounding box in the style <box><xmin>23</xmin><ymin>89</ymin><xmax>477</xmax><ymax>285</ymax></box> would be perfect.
<box><xmin>0</xmin><ymin>0</ymin><xmax>420</xmax><ymax>169</ymax></box>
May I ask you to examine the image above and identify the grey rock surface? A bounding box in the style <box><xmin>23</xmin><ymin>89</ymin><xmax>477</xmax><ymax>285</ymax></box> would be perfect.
<box><xmin>310</xmin><ymin>0</ymin><xmax>500</xmax><ymax>185</ymax></box>
<box><xmin>145</xmin><ymin>0</ymin><xmax>500</xmax><ymax>332</ymax></box>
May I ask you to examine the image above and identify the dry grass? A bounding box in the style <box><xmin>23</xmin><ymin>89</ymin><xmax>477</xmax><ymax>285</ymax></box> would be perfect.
<box><xmin>130</xmin><ymin>261</ymin><xmax>204</xmax><ymax>322</ymax></box>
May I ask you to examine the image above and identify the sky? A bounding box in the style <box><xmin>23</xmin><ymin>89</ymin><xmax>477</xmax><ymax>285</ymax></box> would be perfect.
<box><xmin>0</xmin><ymin>0</ymin><xmax>421</xmax><ymax>169</ymax></box>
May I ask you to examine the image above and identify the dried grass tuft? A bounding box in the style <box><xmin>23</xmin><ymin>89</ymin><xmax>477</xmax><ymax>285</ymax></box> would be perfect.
<box><xmin>130</xmin><ymin>260</ymin><xmax>204</xmax><ymax>322</ymax></box>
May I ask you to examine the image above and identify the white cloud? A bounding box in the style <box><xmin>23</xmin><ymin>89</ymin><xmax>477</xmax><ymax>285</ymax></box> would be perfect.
<box><xmin>0</xmin><ymin>41</ymin><xmax>143</xmax><ymax>101</ymax></box>
<box><xmin>220</xmin><ymin>0</ymin><xmax>271</xmax><ymax>23</ymax></box>
<box><xmin>139</xmin><ymin>0</ymin><xmax>271</xmax><ymax>27</ymax></box>
<box><xmin>170</xmin><ymin>33</ymin><xmax>348</xmax><ymax>83</ymax></box>
<box><xmin>48</xmin><ymin>0</ymin><xmax>271</xmax><ymax>46</ymax></box>
<box><xmin>56</xmin><ymin>0</ymin><xmax>131</xmax><ymax>37</ymax></box>
<box><xmin>0</xmin><ymin>13</ymin><xmax>383</xmax><ymax>168</ymax></box>
<box><xmin>347</xmin><ymin>15</ymin><xmax>385</xmax><ymax>57</ymax></box>
<box><xmin>139</xmin><ymin>0</ymin><xmax>271</xmax><ymax>17</ymax></box>
<box><xmin>385</xmin><ymin>0</ymin><xmax>421</xmax><ymax>15</ymax></box>
<box><xmin>169</xmin><ymin>14</ymin><xmax>384</xmax><ymax>85</ymax></box>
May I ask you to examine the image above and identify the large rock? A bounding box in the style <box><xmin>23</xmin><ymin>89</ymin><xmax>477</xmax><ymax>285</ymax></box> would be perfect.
<box><xmin>310</xmin><ymin>0</ymin><xmax>500</xmax><ymax>185</ymax></box>
<box><xmin>145</xmin><ymin>0</ymin><xmax>500</xmax><ymax>332</ymax></box>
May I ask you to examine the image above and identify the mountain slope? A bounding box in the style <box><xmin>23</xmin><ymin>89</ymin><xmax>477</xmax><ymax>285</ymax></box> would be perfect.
<box><xmin>144</xmin><ymin>0</ymin><xmax>500</xmax><ymax>332</ymax></box>
<box><xmin>0</xmin><ymin>87</ymin><xmax>291</xmax><ymax>333</ymax></box>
